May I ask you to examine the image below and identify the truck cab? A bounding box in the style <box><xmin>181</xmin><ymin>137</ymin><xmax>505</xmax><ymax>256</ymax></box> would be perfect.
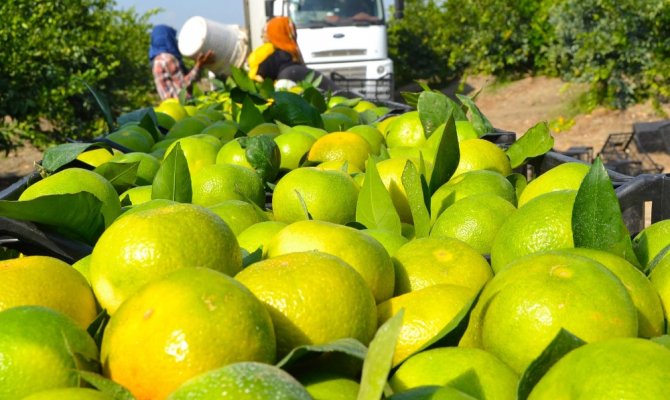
<box><xmin>244</xmin><ymin>0</ymin><xmax>399</xmax><ymax>100</ymax></box>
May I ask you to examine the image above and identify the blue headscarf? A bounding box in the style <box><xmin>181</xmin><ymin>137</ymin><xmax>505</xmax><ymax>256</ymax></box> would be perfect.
<box><xmin>149</xmin><ymin>25</ymin><xmax>185</xmax><ymax>71</ymax></box>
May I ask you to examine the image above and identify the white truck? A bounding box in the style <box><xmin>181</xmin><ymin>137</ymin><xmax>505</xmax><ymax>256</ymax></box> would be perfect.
<box><xmin>243</xmin><ymin>0</ymin><xmax>403</xmax><ymax>100</ymax></box>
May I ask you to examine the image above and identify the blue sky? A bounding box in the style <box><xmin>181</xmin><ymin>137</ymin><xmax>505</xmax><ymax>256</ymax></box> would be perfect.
<box><xmin>114</xmin><ymin>0</ymin><xmax>394</xmax><ymax>31</ymax></box>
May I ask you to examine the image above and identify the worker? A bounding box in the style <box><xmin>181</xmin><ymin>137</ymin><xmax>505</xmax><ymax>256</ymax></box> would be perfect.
<box><xmin>247</xmin><ymin>16</ymin><xmax>338</xmax><ymax>91</ymax></box>
<box><xmin>149</xmin><ymin>24</ymin><xmax>214</xmax><ymax>100</ymax></box>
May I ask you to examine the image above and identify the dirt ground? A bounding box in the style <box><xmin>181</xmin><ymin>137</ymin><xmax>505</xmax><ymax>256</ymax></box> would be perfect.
<box><xmin>1</xmin><ymin>75</ymin><xmax>669</xmax><ymax>191</ymax></box>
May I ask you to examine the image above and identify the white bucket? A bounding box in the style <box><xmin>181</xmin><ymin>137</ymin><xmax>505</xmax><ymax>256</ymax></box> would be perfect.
<box><xmin>178</xmin><ymin>16</ymin><xmax>249</xmax><ymax>76</ymax></box>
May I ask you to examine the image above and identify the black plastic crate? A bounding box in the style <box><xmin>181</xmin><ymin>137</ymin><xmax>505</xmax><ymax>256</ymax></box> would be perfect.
<box><xmin>633</xmin><ymin>120</ymin><xmax>670</xmax><ymax>153</ymax></box>
<box><xmin>598</xmin><ymin>132</ymin><xmax>664</xmax><ymax>176</ymax></box>
<box><xmin>331</xmin><ymin>72</ymin><xmax>394</xmax><ymax>101</ymax></box>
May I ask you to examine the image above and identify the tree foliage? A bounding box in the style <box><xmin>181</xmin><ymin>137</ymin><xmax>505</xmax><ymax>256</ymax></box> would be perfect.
<box><xmin>0</xmin><ymin>0</ymin><xmax>157</xmax><ymax>150</ymax></box>
<box><xmin>388</xmin><ymin>0</ymin><xmax>670</xmax><ymax>109</ymax></box>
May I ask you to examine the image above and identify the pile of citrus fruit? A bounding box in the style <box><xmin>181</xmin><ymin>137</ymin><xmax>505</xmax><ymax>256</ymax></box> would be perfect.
<box><xmin>1</xmin><ymin>75</ymin><xmax>670</xmax><ymax>400</ymax></box>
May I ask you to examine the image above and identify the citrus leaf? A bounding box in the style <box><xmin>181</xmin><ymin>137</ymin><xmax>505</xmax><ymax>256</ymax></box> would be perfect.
<box><xmin>428</xmin><ymin>115</ymin><xmax>459</xmax><ymax>195</ymax></box>
<box><xmin>507</xmin><ymin>173</ymin><xmax>528</xmax><ymax>205</ymax></box>
<box><xmin>239</xmin><ymin>95</ymin><xmax>267</xmax><ymax>134</ymax></box>
<box><xmin>264</xmin><ymin>92</ymin><xmax>324</xmax><ymax>128</ymax></box>
<box><xmin>651</xmin><ymin>335</ymin><xmax>670</xmax><ymax>350</ymax></box>
<box><xmin>42</xmin><ymin>142</ymin><xmax>112</xmax><ymax>173</ymax></box>
<box><xmin>276</xmin><ymin>338</ymin><xmax>368</xmax><ymax>370</ymax></box>
<box><xmin>573</xmin><ymin>157</ymin><xmax>641</xmax><ymax>267</ymax></box>
<box><xmin>302</xmin><ymin>86</ymin><xmax>328</xmax><ymax>113</ymax></box>
<box><xmin>456</xmin><ymin>94</ymin><xmax>494</xmax><ymax>136</ymax></box>
<box><xmin>259</xmin><ymin>77</ymin><xmax>275</xmax><ymax>99</ymax></box>
<box><xmin>356</xmin><ymin>157</ymin><xmax>402</xmax><ymax>235</ymax></box>
<box><xmin>94</xmin><ymin>161</ymin><xmax>139</xmax><ymax>193</ymax></box>
<box><xmin>242</xmin><ymin>247</ymin><xmax>263</xmax><ymax>268</ymax></box>
<box><xmin>401</xmin><ymin>161</ymin><xmax>430</xmax><ymax>238</ymax></box>
<box><xmin>243</xmin><ymin>135</ymin><xmax>281</xmax><ymax>183</ymax></box>
<box><xmin>118</xmin><ymin>108</ymin><xmax>162</xmax><ymax>142</ymax></box>
<box><xmin>295</xmin><ymin>190</ymin><xmax>313</xmax><ymax>220</ymax></box>
<box><xmin>0</xmin><ymin>193</ymin><xmax>104</xmax><ymax>245</ymax></box>
<box><xmin>418</xmin><ymin>91</ymin><xmax>449</xmax><ymax>137</ymax></box>
<box><xmin>646</xmin><ymin>244</ymin><xmax>670</xmax><ymax>274</ymax></box>
<box><xmin>81</xmin><ymin>80</ymin><xmax>115</xmax><ymax>132</ymax></box>
<box><xmin>517</xmin><ymin>328</ymin><xmax>586</xmax><ymax>400</ymax></box>
<box><xmin>505</xmin><ymin>122</ymin><xmax>554</xmax><ymax>168</ymax></box>
<box><xmin>77</xmin><ymin>371</ymin><xmax>136</xmax><ymax>400</ymax></box>
<box><xmin>151</xmin><ymin>142</ymin><xmax>191</xmax><ymax>203</ymax></box>
<box><xmin>400</xmin><ymin>91</ymin><xmax>420</xmax><ymax>108</ymax></box>
<box><xmin>230</xmin><ymin>65</ymin><xmax>258</xmax><ymax>93</ymax></box>
<box><xmin>357</xmin><ymin>309</ymin><xmax>404</xmax><ymax>400</ymax></box>
<box><xmin>87</xmin><ymin>309</ymin><xmax>110</xmax><ymax>350</ymax></box>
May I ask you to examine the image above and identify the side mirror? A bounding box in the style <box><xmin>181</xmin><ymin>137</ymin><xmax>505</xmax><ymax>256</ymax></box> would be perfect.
<box><xmin>394</xmin><ymin>0</ymin><xmax>404</xmax><ymax>19</ymax></box>
<box><xmin>265</xmin><ymin>0</ymin><xmax>274</xmax><ymax>19</ymax></box>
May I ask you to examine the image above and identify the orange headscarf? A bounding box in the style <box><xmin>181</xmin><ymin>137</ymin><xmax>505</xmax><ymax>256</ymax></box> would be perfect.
<box><xmin>265</xmin><ymin>17</ymin><xmax>304</xmax><ymax>63</ymax></box>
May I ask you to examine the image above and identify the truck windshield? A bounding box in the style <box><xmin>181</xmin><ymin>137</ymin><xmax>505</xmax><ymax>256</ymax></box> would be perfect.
<box><xmin>288</xmin><ymin>0</ymin><xmax>385</xmax><ymax>28</ymax></box>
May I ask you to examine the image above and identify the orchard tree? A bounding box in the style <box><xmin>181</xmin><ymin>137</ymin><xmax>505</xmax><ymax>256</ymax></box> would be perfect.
<box><xmin>0</xmin><ymin>0</ymin><xmax>157</xmax><ymax>151</ymax></box>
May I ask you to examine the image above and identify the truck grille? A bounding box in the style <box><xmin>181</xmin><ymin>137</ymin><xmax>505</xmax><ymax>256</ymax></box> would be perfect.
<box><xmin>330</xmin><ymin>72</ymin><xmax>394</xmax><ymax>101</ymax></box>
<box><xmin>311</xmin><ymin>49</ymin><xmax>367</xmax><ymax>58</ymax></box>
<box><xmin>319</xmin><ymin>66</ymin><xmax>367</xmax><ymax>80</ymax></box>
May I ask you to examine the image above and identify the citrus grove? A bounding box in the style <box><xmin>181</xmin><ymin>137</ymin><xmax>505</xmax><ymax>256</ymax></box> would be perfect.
<box><xmin>1</xmin><ymin>69</ymin><xmax>670</xmax><ymax>399</ymax></box>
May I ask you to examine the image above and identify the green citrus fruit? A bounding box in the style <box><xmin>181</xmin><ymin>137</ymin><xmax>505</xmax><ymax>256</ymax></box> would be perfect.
<box><xmin>191</xmin><ymin>163</ymin><xmax>266</xmax><ymax>207</ymax></box>
<box><xmin>389</xmin><ymin>347</ymin><xmax>519</xmax><ymax>400</ymax></box>
<box><xmin>165</xmin><ymin>116</ymin><xmax>208</xmax><ymax>140</ymax></box>
<box><xmin>307</xmin><ymin>132</ymin><xmax>373</xmax><ymax>171</ymax></box>
<box><xmin>167</xmin><ymin>362</ymin><xmax>311</xmax><ymax>400</ymax></box>
<box><xmin>430</xmin><ymin>169</ymin><xmax>516</xmax><ymax>225</ymax></box>
<box><xmin>101</xmin><ymin>268</ymin><xmax>275</xmax><ymax>399</ymax></box>
<box><xmin>89</xmin><ymin>203</ymin><xmax>242</xmax><ymax>314</ymax></box>
<box><xmin>460</xmin><ymin>251</ymin><xmax>638</xmax><ymax>374</ymax></box>
<box><xmin>528</xmin><ymin>338</ymin><xmax>670</xmax><ymax>399</ymax></box>
<box><xmin>633</xmin><ymin>219</ymin><xmax>670</xmax><ymax>269</ymax></box>
<box><xmin>271</xmin><ymin>167</ymin><xmax>359</xmax><ymax>225</ymax></box>
<box><xmin>430</xmin><ymin>193</ymin><xmax>516</xmax><ymax>255</ymax></box>
<box><xmin>453</xmin><ymin>139</ymin><xmax>512</xmax><ymax>178</ymax></box>
<box><xmin>518</xmin><ymin>162</ymin><xmax>590</xmax><ymax>207</ymax></box>
<box><xmin>0</xmin><ymin>306</ymin><xmax>99</xmax><ymax>399</ymax></box>
<box><xmin>386</xmin><ymin>111</ymin><xmax>426</xmax><ymax>148</ymax></box>
<box><xmin>274</xmin><ymin>131</ymin><xmax>316</xmax><ymax>170</ymax></box>
<box><xmin>562</xmin><ymin>247</ymin><xmax>664</xmax><ymax>338</ymax></box>
<box><xmin>236</xmin><ymin>251</ymin><xmax>377</xmax><ymax>357</ymax></box>
<box><xmin>108</xmin><ymin>152</ymin><xmax>160</xmax><ymax>185</ymax></box>
<box><xmin>490</xmin><ymin>190</ymin><xmax>577</xmax><ymax>273</ymax></box>
<box><xmin>266</xmin><ymin>219</ymin><xmax>395</xmax><ymax>303</ymax></box>
<box><xmin>19</xmin><ymin>168</ymin><xmax>122</xmax><ymax>228</ymax></box>
<box><xmin>378</xmin><ymin>284</ymin><xmax>479</xmax><ymax>366</ymax></box>
<box><xmin>207</xmin><ymin>199</ymin><xmax>269</xmax><ymax>236</ymax></box>
<box><xmin>237</xmin><ymin>220</ymin><xmax>287</xmax><ymax>256</ymax></box>
<box><xmin>393</xmin><ymin>237</ymin><xmax>492</xmax><ymax>295</ymax></box>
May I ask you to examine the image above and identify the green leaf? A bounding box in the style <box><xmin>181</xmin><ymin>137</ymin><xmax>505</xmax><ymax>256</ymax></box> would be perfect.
<box><xmin>456</xmin><ymin>94</ymin><xmax>494</xmax><ymax>135</ymax></box>
<box><xmin>507</xmin><ymin>173</ymin><xmax>528</xmax><ymax>205</ymax></box>
<box><xmin>646</xmin><ymin>244</ymin><xmax>670</xmax><ymax>274</ymax></box>
<box><xmin>87</xmin><ymin>310</ymin><xmax>110</xmax><ymax>350</ymax></box>
<box><xmin>401</xmin><ymin>161</ymin><xmax>430</xmax><ymax>238</ymax></box>
<box><xmin>242</xmin><ymin>247</ymin><xmax>263</xmax><ymax>268</ymax></box>
<box><xmin>0</xmin><ymin>193</ymin><xmax>104</xmax><ymax>245</ymax></box>
<box><xmin>302</xmin><ymin>87</ymin><xmax>328</xmax><ymax>113</ymax></box>
<box><xmin>400</xmin><ymin>92</ymin><xmax>420</xmax><ymax>108</ymax></box>
<box><xmin>651</xmin><ymin>335</ymin><xmax>670</xmax><ymax>350</ymax></box>
<box><xmin>239</xmin><ymin>96</ymin><xmax>267</xmax><ymax>134</ymax></box>
<box><xmin>418</xmin><ymin>91</ymin><xmax>449</xmax><ymax>137</ymax></box>
<box><xmin>77</xmin><ymin>371</ymin><xmax>136</xmax><ymax>400</ymax></box>
<box><xmin>118</xmin><ymin>108</ymin><xmax>162</xmax><ymax>143</ymax></box>
<box><xmin>428</xmin><ymin>115</ymin><xmax>459</xmax><ymax>195</ymax></box>
<box><xmin>505</xmin><ymin>122</ymin><xmax>554</xmax><ymax>169</ymax></box>
<box><xmin>264</xmin><ymin>92</ymin><xmax>324</xmax><ymax>128</ymax></box>
<box><xmin>81</xmin><ymin>80</ymin><xmax>115</xmax><ymax>132</ymax></box>
<box><xmin>517</xmin><ymin>329</ymin><xmax>586</xmax><ymax>400</ymax></box>
<box><xmin>230</xmin><ymin>66</ymin><xmax>258</xmax><ymax>93</ymax></box>
<box><xmin>356</xmin><ymin>157</ymin><xmax>402</xmax><ymax>235</ymax></box>
<box><xmin>42</xmin><ymin>142</ymin><xmax>112</xmax><ymax>173</ymax></box>
<box><xmin>259</xmin><ymin>77</ymin><xmax>275</xmax><ymax>99</ymax></box>
<box><xmin>295</xmin><ymin>190</ymin><xmax>313</xmax><ymax>220</ymax></box>
<box><xmin>572</xmin><ymin>157</ymin><xmax>641</xmax><ymax>267</ymax></box>
<box><xmin>242</xmin><ymin>135</ymin><xmax>281</xmax><ymax>183</ymax></box>
<box><xmin>359</xmin><ymin>110</ymin><xmax>380</xmax><ymax>125</ymax></box>
<box><xmin>276</xmin><ymin>338</ymin><xmax>368</xmax><ymax>370</ymax></box>
<box><xmin>151</xmin><ymin>143</ymin><xmax>191</xmax><ymax>203</ymax></box>
<box><xmin>357</xmin><ymin>309</ymin><xmax>404</xmax><ymax>400</ymax></box>
<box><xmin>94</xmin><ymin>161</ymin><xmax>139</xmax><ymax>193</ymax></box>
